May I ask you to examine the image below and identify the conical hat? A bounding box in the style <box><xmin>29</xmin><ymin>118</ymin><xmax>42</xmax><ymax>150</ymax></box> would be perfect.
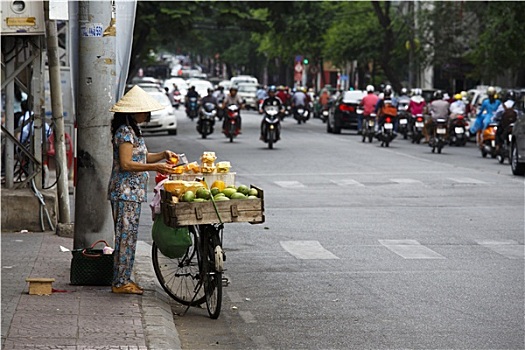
<box><xmin>110</xmin><ymin>85</ymin><xmax>165</xmax><ymax>113</ymax></box>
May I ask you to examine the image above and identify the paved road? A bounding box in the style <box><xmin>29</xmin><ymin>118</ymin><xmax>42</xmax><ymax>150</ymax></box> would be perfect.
<box><xmin>142</xmin><ymin>110</ymin><xmax>524</xmax><ymax>350</ymax></box>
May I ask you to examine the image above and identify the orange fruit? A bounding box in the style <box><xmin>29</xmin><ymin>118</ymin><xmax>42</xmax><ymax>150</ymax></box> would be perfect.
<box><xmin>211</xmin><ymin>180</ymin><xmax>226</xmax><ymax>191</ymax></box>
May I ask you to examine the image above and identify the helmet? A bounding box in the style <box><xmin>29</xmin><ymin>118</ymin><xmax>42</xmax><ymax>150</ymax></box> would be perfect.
<box><xmin>460</xmin><ymin>91</ymin><xmax>467</xmax><ymax>98</ymax></box>
<box><xmin>433</xmin><ymin>90</ymin><xmax>443</xmax><ymax>100</ymax></box>
<box><xmin>506</xmin><ymin>90</ymin><xmax>516</xmax><ymax>101</ymax></box>
<box><xmin>268</xmin><ymin>85</ymin><xmax>277</xmax><ymax>93</ymax></box>
<box><xmin>454</xmin><ymin>93</ymin><xmax>462</xmax><ymax>100</ymax></box>
<box><xmin>366</xmin><ymin>85</ymin><xmax>374</xmax><ymax>93</ymax></box>
<box><xmin>487</xmin><ymin>86</ymin><xmax>496</xmax><ymax>96</ymax></box>
<box><xmin>383</xmin><ymin>85</ymin><xmax>392</xmax><ymax>97</ymax></box>
<box><xmin>412</xmin><ymin>88</ymin><xmax>422</xmax><ymax>96</ymax></box>
<box><xmin>401</xmin><ymin>87</ymin><xmax>408</xmax><ymax>95</ymax></box>
<box><xmin>207</xmin><ymin>88</ymin><xmax>214</xmax><ymax>95</ymax></box>
<box><xmin>230</xmin><ymin>86</ymin><xmax>238</xmax><ymax>92</ymax></box>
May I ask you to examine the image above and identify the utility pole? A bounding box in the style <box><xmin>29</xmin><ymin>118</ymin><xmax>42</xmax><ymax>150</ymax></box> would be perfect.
<box><xmin>74</xmin><ymin>1</ymin><xmax>116</xmax><ymax>249</ymax></box>
<box><xmin>44</xmin><ymin>1</ymin><xmax>70</xmax><ymax>224</ymax></box>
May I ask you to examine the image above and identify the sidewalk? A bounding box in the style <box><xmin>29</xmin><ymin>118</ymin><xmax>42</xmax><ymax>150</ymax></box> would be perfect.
<box><xmin>1</xmin><ymin>230</ymin><xmax>181</xmax><ymax>350</ymax></box>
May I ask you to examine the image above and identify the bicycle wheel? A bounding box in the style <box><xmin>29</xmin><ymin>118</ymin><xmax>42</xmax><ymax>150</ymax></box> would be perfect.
<box><xmin>152</xmin><ymin>226</ymin><xmax>205</xmax><ymax>306</ymax></box>
<box><xmin>202</xmin><ymin>226</ymin><xmax>223</xmax><ymax>319</ymax></box>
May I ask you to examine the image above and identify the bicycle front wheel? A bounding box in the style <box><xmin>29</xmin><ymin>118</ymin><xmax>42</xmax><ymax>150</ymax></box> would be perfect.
<box><xmin>152</xmin><ymin>227</ymin><xmax>205</xmax><ymax>306</ymax></box>
<box><xmin>203</xmin><ymin>228</ymin><xmax>223</xmax><ymax>319</ymax></box>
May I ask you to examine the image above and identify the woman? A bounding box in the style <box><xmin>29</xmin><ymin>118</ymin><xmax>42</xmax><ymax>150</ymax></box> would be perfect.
<box><xmin>107</xmin><ymin>85</ymin><xmax>178</xmax><ymax>294</ymax></box>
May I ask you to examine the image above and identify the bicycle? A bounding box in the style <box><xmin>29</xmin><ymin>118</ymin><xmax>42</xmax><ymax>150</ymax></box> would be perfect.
<box><xmin>152</xmin><ymin>222</ymin><xmax>225</xmax><ymax>319</ymax></box>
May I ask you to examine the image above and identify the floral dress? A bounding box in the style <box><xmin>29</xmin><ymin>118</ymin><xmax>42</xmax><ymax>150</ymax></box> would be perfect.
<box><xmin>107</xmin><ymin>125</ymin><xmax>148</xmax><ymax>287</ymax></box>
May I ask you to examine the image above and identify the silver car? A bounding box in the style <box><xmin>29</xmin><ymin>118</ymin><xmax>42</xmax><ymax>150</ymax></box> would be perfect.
<box><xmin>140</xmin><ymin>91</ymin><xmax>177</xmax><ymax>135</ymax></box>
<box><xmin>236</xmin><ymin>83</ymin><xmax>258</xmax><ymax>110</ymax></box>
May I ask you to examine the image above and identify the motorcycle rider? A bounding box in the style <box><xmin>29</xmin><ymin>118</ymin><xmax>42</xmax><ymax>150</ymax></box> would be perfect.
<box><xmin>469</xmin><ymin>86</ymin><xmax>501</xmax><ymax>146</ymax></box>
<box><xmin>425</xmin><ymin>90</ymin><xmax>450</xmax><ymax>143</ymax></box>
<box><xmin>359</xmin><ymin>85</ymin><xmax>379</xmax><ymax>134</ymax></box>
<box><xmin>291</xmin><ymin>87</ymin><xmax>310</xmax><ymax>117</ymax></box>
<box><xmin>276</xmin><ymin>85</ymin><xmax>291</xmax><ymax>107</ymax></box>
<box><xmin>374</xmin><ymin>85</ymin><xmax>398</xmax><ymax>136</ymax></box>
<box><xmin>259</xmin><ymin>85</ymin><xmax>284</xmax><ymax>141</ymax></box>
<box><xmin>185</xmin><ymin>85</ymin><xmax>200</xmax><ymax>110</ymax></box>
<box><xmin>408</xmin><ymin>88</ymin><xmax>426</xmax><ymax>116</ymax></box>
<box><xmin>494</xmin><ymin>90</ymin><xmax>518</xmax><ymax>153</ymax></box>
<box><xmin>222</xmin><ymin>86</ymin><xmax>244</xmax><ymax>133</ymax></box>
<box><xmin>197</xmin><ymin>88</ymin><xmax>218</xmax><ymax>134</ymax></box>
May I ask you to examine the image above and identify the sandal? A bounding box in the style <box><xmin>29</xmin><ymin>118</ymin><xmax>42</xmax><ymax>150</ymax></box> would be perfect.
<box><xmin>112</xmin><ymin>283</ymin><xmax>144</xmax><ymax>295</ymax></box>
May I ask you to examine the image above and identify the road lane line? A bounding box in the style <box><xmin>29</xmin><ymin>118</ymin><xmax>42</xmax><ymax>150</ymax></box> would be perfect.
<box><xmin>390</xmin><ymin>178</ymin><xmax>423</xmax><ymax>184</ymax></box>
<box><xmin>239</xmin><ymin>310</ymin><xmax>257</xmax><ymax>323</ymax></box>
<box><xmin>274</xmin><ymin>181</ymin><xmax>305</xmax><ymax>188</ymax></box>
<box><xmin>379</xmin><ymin>239</ymin><xmax>446</xmax><ymax>259</ymax></box>
<box><xmin>251</xmin><ymin>335</ymin><xmax>273</xmax><ymax>349</ymax></box>
<box><xmin>476</xmin><ymin>240</ymin><xmax>525</xmax><ymax>259</ymax></box>
<box><xmin>227</xmin><ymin>291</ymin><xmax>244</xmax><ymax>303</ymax></box>
<box><xmin>330</xmin><ymin>179</ymin><xmax>365</xmax><ymax>187</ymax></box>
<box><xmin>448</xmin><ymin>177</ymin><xmax>487</xmax><ymax>184</ymax></box>
<box><xmin>280</xmin><ymin>240</ymin><xmax>340</xmax><ymax>260</ymax></box>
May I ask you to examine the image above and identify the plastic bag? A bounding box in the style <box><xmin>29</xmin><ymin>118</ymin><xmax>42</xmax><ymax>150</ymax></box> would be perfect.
<box><xmin>151</xmin><ymin>215</ymin><xmax>192</xmax><ymax>259</ymax></box>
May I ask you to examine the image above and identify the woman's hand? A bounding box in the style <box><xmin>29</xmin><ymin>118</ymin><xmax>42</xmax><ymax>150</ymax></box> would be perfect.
<box><xmin>156</xmin><ymin>162</ymin><xmax>176</xmax><ymax>175</ymax></box>
<box><xmin>164</xmin><ymin>150</ymin><xmax>178</xmax><ymax>164</ymax></box>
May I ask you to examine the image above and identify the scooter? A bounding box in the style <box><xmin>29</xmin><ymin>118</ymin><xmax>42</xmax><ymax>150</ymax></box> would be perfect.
<box><xmin>223</xmin><ymin>104</ymin><xmax>241</xmax><ymax>143</ymax></box>
<box><xmin>261</xmin><ymin>105</ymin><xmax>281</xmax><ymax>149</ymax></box>
<box><xmin>448</xmin><ymin>115</ymin><xmax>468</xmax><ymax>146</ymax></box>
<box><xmin>480</xmin><ymin>122</ymin><xmax>498</xmax><ymax>158</ymax></box>
<box><xmin>186</xmin><ymin>97</ymin><xmax>199</xmax><ymax>121</ymax></box>
<box><xmin>397</xmin><ymin>105</ymin><xmax>410</xmax><ymax>140</ymax></box>
<box><xmin>197</xmin><ymin>102</ymin><xmax>217</xmax><ymax>139</ymax></box>
<box><xmin>172</xmin><ymin>91</ymin><xmax>182</xmax><ymax>109</ymax></box>
<box><xmin>376</xmin><ymin>115</ymin><xmax>396</xmax><ymax>147</ymax></box>
<box><xmin>496</xmin><ymin>123</ymin><xmax>514</xmax><ymax>164</ymax></box>
<box><xmin>411</xmin><ymin>114</ymin><xmax>425</xmax><ymax>144</ymax></box>
<box><xmin>430</xmin><ymin>118</ymin><xmax>448</xmax><ymax>154</ymax></box>
<box><xmin>361</xmin><ymin>112</ymin><xmax>376</xmax><ymax>143</ymax></box>
<box><xmin>293</xmin><ymin>105</ymin><xmax>310</xmax><ymax>124</ymax></box>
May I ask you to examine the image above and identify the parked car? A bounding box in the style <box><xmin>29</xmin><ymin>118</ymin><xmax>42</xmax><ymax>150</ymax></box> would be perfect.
<box><xmin>139</xmin><ymin>91</ymin><xmax>177</xmax><ymax>135</ymax></box>
<box><xmin>236</xmin><ymin>82</ymin><xmax>258</xmax><ymax>110</ymax></box>
<box><xmin>510</xmin><ymin>104</ymin><xmax>525</xmax><ymax>175</ymax></box>
<box><xmin>326</xmin><ymin>90</ymin><xmax>366</xmax><ymax>134</ymax></box>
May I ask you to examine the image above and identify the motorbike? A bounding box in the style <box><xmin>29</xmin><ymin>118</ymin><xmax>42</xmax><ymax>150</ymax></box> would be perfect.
<box><xmin>429</xmin><ymin>118</ymin><xmax>448</xmax><ymax>154</ymax></box>
<box><xmin>223</xmin><ymin>104</ymin><xmax>241</xmax><ymax>142</ymax></box>
<box><xmin>397</xmin><ymin>105</ymin><xmax>410</xmax><ymax>140</ymax></box>
<box><xmin>261</xmin><ymin>105</ymin><xmax>281</xmax><ymax>149</ymax></box>
<box><xmin>496</xmin><ymin>123</ymin><xmax>514</xmax><ymax>164</ymax></box>
<box><xmin>186</xmin><ymin>97</ymin><xmax>199</xmax><ymax>120</ymax></box>
<box><xmin>320</xmin><ymin>105</ymin><xmax>330</xmax><ymax>123</ymax></box>
<box><xmin>172</xmin><ymin>91</ymin><xmax>182</xmax><ymax>109</ymax></box>
<box><xmin>448</xmin><ymin>115</ymin><xmax>468</xmax><ymax>146</ymax></box>
<box><xmin>361</xmin><ymin>112</ymin><xmax>376</xmax><ymax>143</ymax></box>
<box><xmin>480</xmin><ymin>122</ymin><xmax>498</xmax><ymax>158</ymax></box>
<box><xmin>196</xmin><ymin>102</ymin><xmax>217</xmax><ymax>139</ymax></box>
<box><xmin>376</xmin><ymin>115</ymin><xmax>396</xmax><ymax>147</ymax></box>
<box><xmin>293</xmin><ymin>105</ymin><xmax>310</xmax><ymax>124</ymax></box>
<box><xmin>411</xmin><ymin>114</ymin><xmax>425</xmax><ymax>144</ymax></box>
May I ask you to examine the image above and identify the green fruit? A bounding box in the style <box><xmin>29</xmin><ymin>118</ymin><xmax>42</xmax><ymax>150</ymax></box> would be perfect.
<box><xmin>247</xmin><ymin>195</ymin><xmax>258</xmax><ymax>200</ymax></box>
<box><xmin>222</xmin><ymin>188</ymin><xmax>237</xmax><ymax>198</ymax></box>
<box><xmin>248</xmin><ymin>188</ymin><xmax>258</xmax><ymax>197</ymax></box>
<box><xmin>193</xmin><ymin>198</ymin><xmax>206</xmax><ymax>202</ymax></box>
<box><xmin>214</xmin><ymin>196</ymin><xmax>230</xmax><ymax>201</ymax></box>
<box><xmin>182</xmin><ymin>191</ymin><xmax>195</xmax><ymax>202</ymax></box>
<box><xmin>230</xmin><ymin>192</ymin><xmax>247</xmax><ymax>200</ymax></box>
<box><xmin>237</xmin><ymin>184</ymin><xmax>249</xmax><ymax>195</ymax></box>
<box><xmin>213</xmin><ymin>193</ymin><xmax>225</xmax><ymax>200</ymax></box>
<box><xmin>210</xmin><ymin>187</ymin><xmax>220</xmax><ymax>196</ymax></box>
<box><xmin>227</xmin><ymin>185</ymin><xmax>236</xmax><ymax>189</ymax></box>
<box><xmin>196</xmin><ymin>188</ymin><xmax>211</xmax><ymax>200</ymax></box>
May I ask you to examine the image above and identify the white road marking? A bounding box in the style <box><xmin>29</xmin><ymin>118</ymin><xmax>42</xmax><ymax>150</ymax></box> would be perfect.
<box><xmin>476</xmin><ymin>240</ymin><xmax>525</xmax><ymax>259</ymax></box>
<box><xmin>280</xmin><ymin>240</ymin><xmax>340</xmax><ymax>260</ymax></box>
<box><xmin>251</xmin><ymin>335</ymin><xmax>274</xmax><ymax>349</ymax></box>
<box><xmin>448</xmin><ymin>177</ymin><xmax>487</xmax><ymax>184</ymax></box>
<box><xmin>390</xmin><ymin>178</ymin><xmax>423</xmax><ymax>184</ymax></box>
<box><xmin>239</xmin><ymin>310</ymin><xmax>257</xmax><ymax>323</ymax></box>
<box><xmin>274</xmin><ymin>181</ymin><xmax>305</xmax><ymax>188</ymax></box>
<box><xmin>379</xmin><ymin>239</ymin><xmax>446</xmax><ymax>259</ymax></box>
<box><xmin>227</xmin><ymin>291</ymin><xmax>244</xmax><ymax>303</ymax></box>
<box><xmin>331</xmin><ymin>179</ymin><xmax>364</xmax><ymax>187</ymax></box>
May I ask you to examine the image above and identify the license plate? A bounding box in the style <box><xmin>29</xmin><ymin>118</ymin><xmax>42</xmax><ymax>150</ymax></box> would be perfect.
<box><xmin>437</xmin><ymin>128</ymin><xmax>446</xmax><ymax>134</ymax></box>
<box><xmin>491</xmin><ymin>140</ymin><xmax>496</xmax><ymax>147</ymax></box>
<box><xmin>368</xmin><ymin>120</ymin><xmax>374</xmax><ymax>127</ymax></box>
<box><xmin>384</xmin><ymin>123</ymin><xmax>393</xmax><ymax>129</ymax></box>
<box><xmin>454</xmin><ymin>127</ymin><xmax>464</xmax><ymax>134</ymax></box>
<box><xmin>416</xmin><ymin>122</ymin><xmax>424</xmax><ymax>128</ymax></box>
<box><xmin>399</xmin><ymin>119</ymin><xmax>407</xmax><ymax>125</ymax></box>
<box><xmin>509</xmin><ymin>134</ymin><xmax>513</xmax><ymax>142</ymax></box>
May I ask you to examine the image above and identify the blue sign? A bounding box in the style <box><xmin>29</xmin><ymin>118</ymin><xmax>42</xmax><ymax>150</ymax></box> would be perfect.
<box><xmin>295</xmin><ymin>55</ymin><xmax>303</xmax><ymax>62</ymax></box>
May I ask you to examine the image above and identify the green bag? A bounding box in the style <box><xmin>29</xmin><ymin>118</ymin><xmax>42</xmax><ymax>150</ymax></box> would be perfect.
<box><xmin>152</xmin><ymin>215</ymin><xmax>192</xmax><ymax>259</ymax></box>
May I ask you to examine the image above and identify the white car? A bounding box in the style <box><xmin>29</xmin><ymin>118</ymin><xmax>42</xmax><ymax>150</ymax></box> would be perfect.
<box><xmin>163</xmin><ymin>77</ymin><xmax>188</xmax><ymax>97</ymax></box>
<box><xmin>231</xmin><ymin>75</ymin><xmax>258</xmax><ymax>86</ymax></box>
<box><xmin>140</xmin><ymin>91</ymin><xmax>177</xmax><ymax>135</ymax></box>
<box><xmin>187</xmin><ymin>79</ymin><xmax>214</xmax><ymax>98</ymax></box>
<box><xmin>236</xmin><ymin>83</ymin><xmax>258</xmax><ymax>110</ymax></box>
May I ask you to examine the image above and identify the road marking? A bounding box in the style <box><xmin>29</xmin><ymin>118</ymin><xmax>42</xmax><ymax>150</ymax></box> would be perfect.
<box><xmin>331</xmin><ymin>179</ymin><xmax>364</xmax><ymax>187</ymax></box>
<box><xmin>448</xmin><ymin>177</ymin><xmax>487</xmax><ymax>184</ymax></box>
<box><xmin>227</xmin><ymin>291</ymin><xmax>244</xmax><ymax>303</ymax></box>
<box><xmin>476</xmin><ymin>240</ymin><xmax>525</xmax><ymax>259</ymax></box>
<box><xmin>280</xmin><ymin>240</ymin><xmax>340</xmax><ymax>260</ymax></box>
<box><xmin>390</xmin><ymin>178</ymin><xmax>423</xmax><ymax>184</ymax></box>
<box><xmin>251</xmin><ymin>335</ymin><xmax>273</xmax><ymax>349</ymax></box>
<box><xmin>379</xmin><ymin>239</ymin><xmax>446</xmax><ymax>259</ymax></box>
<box><xmin>239</xmin><ymin>310</ymin><xmax>257</xmax><ymax>323</ymax></box>
<box><xmin>274</xmin><ymin>181</ymin><xmax>305</xmax><ymax>188</ymax></box>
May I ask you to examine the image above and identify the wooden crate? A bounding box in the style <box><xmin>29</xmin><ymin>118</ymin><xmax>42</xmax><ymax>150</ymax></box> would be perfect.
<box><xmin>26</xmin><ymin>278</ymin><xmax>55</xmax><ymax>295</ymax></box>
<box><xmin>161</xmin><ymin>185</ymin><xmax>265</xmax><ymax>227</ymax></box>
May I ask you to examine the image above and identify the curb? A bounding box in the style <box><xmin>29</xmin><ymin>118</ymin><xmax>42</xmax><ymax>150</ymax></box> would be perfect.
<box><xmin>136</xmin><ymin>241</ymin><xmax>182</xmax><ymax>350</ymax></box>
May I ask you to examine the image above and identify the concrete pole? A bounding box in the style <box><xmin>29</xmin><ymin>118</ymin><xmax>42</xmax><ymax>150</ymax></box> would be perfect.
<box><xmin>4</xmin><ymin>38</ymin><xmax>15</xmax><ymax>189</ymax></box>
<box><xmin>44</xmin><ymin>1</ymin><xmax>70</xmax><ymax>224</ymax></box>
<box><xmin>31</xmin><ymin>36</ymin><xmax>45</xmax><ymax>189</ymax></box>
<box><xmin>74</xmin><ymin>0</ymin><xmax>116</xmax><ymax>249</ymax></box>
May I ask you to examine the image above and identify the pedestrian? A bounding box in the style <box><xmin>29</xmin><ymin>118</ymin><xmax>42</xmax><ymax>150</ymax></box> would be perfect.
<box><xmin>107</xmin><ymin>85</ymin><xmax>178</xmax><ymax>295</ymax></box>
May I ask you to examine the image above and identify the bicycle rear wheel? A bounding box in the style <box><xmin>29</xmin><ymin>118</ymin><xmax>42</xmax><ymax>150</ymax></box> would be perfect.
<box><xmin>202</xmin><ymin>226</ymin><xmax>223</xmax><ymax>319</ymax></box>
<box><xmin>152</xmin><ymin>226</ymin><xmax>205</xmax><ymax>306</ymax></box>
